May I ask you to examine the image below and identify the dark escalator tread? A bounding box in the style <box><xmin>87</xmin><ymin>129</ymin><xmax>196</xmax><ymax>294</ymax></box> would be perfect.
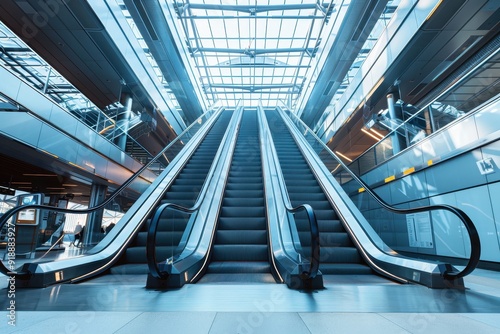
<box><xmin>224</xmin><ymin>189</ymin><xmax>264</xmax><ymax>198</ymax></box>
<box><xmin>207</xmin><ymin>109</ymin><xmax>272</xmax><ymax>278</ymax></box>
<box><xmin>135</xmin><ymin>231</ymin><xmax>184</xmax><ymax>246</ymax></box>
<box><xmin>197</xmin><ymin>273</ymin><xmax>276</xmax><ymax>284</ymax></box>
<box><xmin>219</xmin><ymin>206</ymin><xmax>266</xmax><ymax>218</ymax></box>
<box><xmin>121</xmin><ymin>111</ymin><xmax>234</xmax><ymax>269</ymax></box>
<box><xmin>207</xmin><ymin>261</ymin><xmax>271</xmax><ymax>274</ymax></box>
<box><xmin>110</xmin><ymin>263</ymin><xmax>149</xmax><ymax>275</ymax></box>
<box><xmin>215</xmin><ymin>230</ymin><xmax>267</xmax><ymax>244</ymax></box>
<box><xmin>212</xmin><ymin>244</ymin><xmax>269</xmax><ymax>261</ymax></box>
<box><xmin>124</xmin><ymin>245</ymin><xmax>178</xmax><ymax>263</ymax></box>
<box><xmin>223</xmin><ymin>197</ymin><xmax>264</xmax><ymax>207</ymax></box>
<box><xmin>218</xmin><ymin>217</ymin><xmax>267</xmax><ymax>230</ymax></box>
<box><xmin>266</xmin><ymin>111</ymin><xmax>371</xmax><ymax>275</ymax></box>
<box><xmin>319</xmin><ymin>263</ymin><xmax>373</xmax><ymax>275</ymax></box>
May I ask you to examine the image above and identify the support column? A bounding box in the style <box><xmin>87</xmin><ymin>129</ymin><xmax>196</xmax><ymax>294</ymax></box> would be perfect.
<box><xmin>387</xmin><ymin>93</ymin><xmax>401</xmax><ymax>154</ymax></box>
<box><xmin>114</xmin><ymin>95</ymin><xmax>133</xmax><ymax>151</ymax></box>
<box><xmin>84</xmin><ymin>184</ymin><xmax>108</xmax><ymax>246</ymax></box>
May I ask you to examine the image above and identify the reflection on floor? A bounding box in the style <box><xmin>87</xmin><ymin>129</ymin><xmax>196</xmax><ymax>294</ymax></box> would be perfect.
<box><xmin>0</xmin><ymin>240</ymin><xmax>89</xmax><ymax>269</ymax></box>
<box><xmin>1</xmin><ymin>268</ymin><xmax>500</xmax><ymax>333</ymax></box>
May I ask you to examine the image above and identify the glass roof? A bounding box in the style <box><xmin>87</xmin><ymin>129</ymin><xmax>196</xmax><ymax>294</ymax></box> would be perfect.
<box><xmin>174</xmin><ymin>0</ymin><xmax>335</xmax><ymax>108</ymax></box>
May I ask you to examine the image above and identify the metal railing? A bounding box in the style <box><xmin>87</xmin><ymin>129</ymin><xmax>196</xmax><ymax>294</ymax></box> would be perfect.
<box><xmin>279</xmin><ymin>103</ymin><xmax>481</xmax><ymax>281</ymax></box>
<box><xmin>258</xmin><ymin>102</ymin><xmax>320</xmax><ymax>280</ymax></box>
<box><xmin>0</xmin><ymin>104</ymin><xmax>223</xmax><ymax>278</ymax></box>
<box><xmin>146</xmin><ymin>103</ymin><xmax>243</xmax><ymax>281</ymax></box>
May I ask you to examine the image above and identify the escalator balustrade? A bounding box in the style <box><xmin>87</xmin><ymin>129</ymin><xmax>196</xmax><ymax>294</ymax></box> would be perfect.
<box><xmin>112</xmin><ymin>110</ymin><xmax>234</xmax><ymax>273</ymax></box>
<box><xmin>202</xmin><ymin>109</ymin><xmax>274</xmax><ymax>282</ymax></box>
<box><xmin>266</xmin><ymin>111</ymin><xmax>372</xmax><ymax>275</ymax></box>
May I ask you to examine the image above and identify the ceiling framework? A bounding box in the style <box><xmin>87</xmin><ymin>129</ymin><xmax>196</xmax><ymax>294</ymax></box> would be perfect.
<box><xmin>174</xmin><ymin>1</ymin><xmax>334</xmax><ymax>107</ymax></box>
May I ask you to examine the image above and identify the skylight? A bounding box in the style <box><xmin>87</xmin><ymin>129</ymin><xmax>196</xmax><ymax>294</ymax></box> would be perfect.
<box><xmin>173</xmin><ymin>0</ymin><xmax>335</xmax><ymax>108</ymax></box>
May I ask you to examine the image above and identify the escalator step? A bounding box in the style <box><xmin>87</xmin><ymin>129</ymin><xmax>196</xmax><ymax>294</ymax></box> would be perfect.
<box><xmin>220</xmin><ymin>206</ymin><xmax>265</xmax><ymax>217</ymax></box>
<box><xmin>223</xmin><ymin>197</ymin><xmax>265</xmax><ymax>207</ymax></box>
<box><xmin>218</xmin><ymin>217</ymin><xmax>267</xmax><ymax>230</ymax></box>
<box><xmin>207</xmin><ymin>261</ymin><xmax>271</xmax><ymax>274</ymax></box>
<box><xmin>212</xmin><ymin>244</ymin><xmax>268</xmax><ymax>261</ymax></box>
<box><xmin>319</xmin><ymin>263</ymin><xmax>373</xmax><ymax>275</ymax></box>
<box><xmin>224</xmin><ymin>189</ymin><xmax>264</xmax><ymax>198</ymax></box>
<box><xmin>215</xmin><ymin>230</ymin><xmax>267</xmax><ymax>244</ymax></box>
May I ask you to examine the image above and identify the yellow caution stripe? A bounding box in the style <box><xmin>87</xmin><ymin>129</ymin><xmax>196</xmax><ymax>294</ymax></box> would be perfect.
<box><xmin>403</xmin><ymin>167</ymin><xmax>415</xmax><ymax>176</ymax></box>
<box><xmin>384</xmin><ymin>175</ymin><xmax>395</xmax><ymax>183</ymax></box>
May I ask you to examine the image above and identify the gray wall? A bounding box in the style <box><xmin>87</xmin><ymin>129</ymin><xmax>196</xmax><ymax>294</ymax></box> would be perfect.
<box><xmin>345</xmin><ymin>97</ymin><xmax>500</xmax><ymax>263</ymax></box>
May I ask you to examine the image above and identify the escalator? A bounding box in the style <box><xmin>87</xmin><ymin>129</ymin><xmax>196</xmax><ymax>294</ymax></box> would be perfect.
<box><xmin>111</xmin><ymin>110</ymin><xmax>234</xmax><ymax>274</ymax></box>
<box><xmin>266</xmin><ymin>110</ymin><xmax>372</xmax><ymax>275</ymax></box>
<box><xmin>198</xmin><ymin>109</ymin><xmax>275</xmax><ymax>283</ymax></box>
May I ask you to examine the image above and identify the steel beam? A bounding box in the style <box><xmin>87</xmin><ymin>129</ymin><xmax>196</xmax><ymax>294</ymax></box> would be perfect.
<box><xmin>178</xmin><ymin>3</ymin><xmax>332</xmax><ymax>14</ymax></box>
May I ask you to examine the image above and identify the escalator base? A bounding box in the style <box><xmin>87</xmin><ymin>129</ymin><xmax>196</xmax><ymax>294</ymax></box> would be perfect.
<box><xmin>197</xmin><ymin>273</ymin><xmax>276</xmax><ymax>284</ymax></box>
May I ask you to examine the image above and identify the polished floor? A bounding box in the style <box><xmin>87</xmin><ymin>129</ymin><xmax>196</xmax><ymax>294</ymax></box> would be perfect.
<box><xmin>1</xmin><ymin>267</ymin><xmax>500</xmax><ymax>333</ymax></box>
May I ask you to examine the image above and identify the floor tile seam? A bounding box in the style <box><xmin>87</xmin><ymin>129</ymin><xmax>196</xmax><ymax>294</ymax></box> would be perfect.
<box><xmin>111</xmin><ymin>311</ymin><xmax>144</xmax><ymax>334</ymax></box>
<box><xmin>377</xmin><ymin>313</ymin><xmax>414</xmax><ymax>334</ymax></box>
<box><xmin>296</xmin><ymin>312</ymin><xmax>313</xmax><ymax>334</ymax></box>
<box><xmin>458</xmin><ymin>313</ymin><xmax>500</xmax><ymax>329</ymax></box>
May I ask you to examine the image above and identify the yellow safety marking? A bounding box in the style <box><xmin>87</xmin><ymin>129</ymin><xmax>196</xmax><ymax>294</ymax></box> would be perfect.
<box><xmin>403</xmin><ymin>167</ymin><xmax>415</xmax><ymax>175</ymax></box>
<box><xmin>68</xmin><ymin>161</ymin><xmax>85</xmax><ymax>170</ymax></box>
<box><xmin>427</xmin><ymin>159</ymin><xmax>433</xmax><ymax>166</ymax></box>
<box><xmin>358</xmin><ymin>187</ymin><xmax>365</xmax><ymax>193</ymax></box>
<box><xmin>385</xmin><ymin>175</ymin><xmax>396</xmax><ymax>183</ymax></box>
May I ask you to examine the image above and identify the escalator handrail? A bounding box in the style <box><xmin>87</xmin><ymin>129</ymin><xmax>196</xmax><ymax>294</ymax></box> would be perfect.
<box><xmin>146</xmin><ymin>103</ymin><xmax>244</xmax><ymax>280</ymax></box>
<box><xmin>257</xmin><ymin>103</ymin><xmax>320</xmax><ymax>280</ymax></box>
<box><xmin>285</xmin><ymin>203</ymin><xmax>320</xmax><ymax>279</ymax></box>
<box><xmin>147</xmin><ymin>202</ymin><xmax>196</xmax><ymax>279</ymax></box>
<box><xmin>0</xmin><ymin>105</ymin><xmax>224</xmax><ymax>278</ymax></box>
<box><xmin>278</xmin><ymin>104</ymin><xmax>481</xmax><ymax>280</ymax></box>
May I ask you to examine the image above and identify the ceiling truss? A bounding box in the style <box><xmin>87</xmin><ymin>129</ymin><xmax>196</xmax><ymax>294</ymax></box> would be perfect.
<box><xmin>173</xmin><ymin>0</ymin><xmax>335</xmax><ymax>107</ymax></box>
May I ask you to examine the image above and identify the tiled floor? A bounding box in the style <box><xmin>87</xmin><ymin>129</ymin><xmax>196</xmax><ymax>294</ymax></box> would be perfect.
<box><xmin>1</xmin><ymin>269</ymin><xmax>500</xmax><ymax>333</ymax></box>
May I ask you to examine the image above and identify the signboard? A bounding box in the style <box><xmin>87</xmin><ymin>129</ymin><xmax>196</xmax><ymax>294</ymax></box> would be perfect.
<box><xmin>406</xmin><ymin>212</ymin><xmax>433</xmax><ymax>248</ymax></box>
<box><xmin>15</xmin><ymin>194</ymin><xmax>43</xmax><ymax>225</ymax></box>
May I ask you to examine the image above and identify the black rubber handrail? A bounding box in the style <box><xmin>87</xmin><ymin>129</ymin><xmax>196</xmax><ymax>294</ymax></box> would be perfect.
<box><xmin>257</xmin><ymin>103</ymin><xmax>321</xmax><ymax>281</ymax></box>
<box><xmin>286</xmin><ymin>203</ymin><xmax>320</xmax><ymax>279</ymax></box>
<box><xmin>146</xmin><ymin>103</ymin><xmax>244</xmax><ymax>280</ymax></box>
<box><xmin>0</xmin><ymin>106</ymin><xmax>223</xmax><ymax>278</ymax></box>
<box><xmin>146</xmin><ymin>202</ymin><xmax>196</xmax><ymax>279</ymax></box>
<box><xmin>279</xmin><ymin>105</ymin><xmax>481</xmax><ymax>280</ymax></box>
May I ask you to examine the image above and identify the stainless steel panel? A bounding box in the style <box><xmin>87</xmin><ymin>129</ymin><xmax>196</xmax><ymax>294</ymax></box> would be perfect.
<box><xmin>421</xmin><ymin>116</ymin><xmax>479</xmax><ymax>162</ymax></box>
<box><xmin>388</xmin><ymin>172</ymin><xmax>429</xmax><ymax>204</ymax></box>
<box><xmin>75</xmin><ymin>120</ymin><xmax>97</xmax><ymax>148</ymax></box>
<box><xmin>487</xmin><ymin>182</ymin><xmax>500</xmax><ymax>258</ymax></box>
<box><xmin>74</xmin><ymin>145</ymin><xmax>108</xmax><ymax>176</ymax></box>
<box><xmin>93</xmin><ymin>135</ymin><xmax>112</xmax><ymax>158</ymax></box>
<box><xmin>482</xmin><ymin>141</ymin><xmax>500</xmax><ymax>183</ymax></box>
<box><xmin>0</xmin><ymin>67</ymin><xmax>22</xmax><ymax>102</ymax></box>
<box><xmin>363</xmin><ymin>163</ymin><xmax>389</xmax><ymax>188</ymax></box>
<box><xmin>37</xmin><ymin>124</ymin><xmax>78</xmax><ymax>162</ymax></box>
<box><xmin>48</xmin><ymin>107</ymin><xmax>79</xmax><ymax>137</ymax></box>
<box><xmin>104</xmin><ymin>160</ymin><xmax>134</xmax><ymax>185</ymax></box>
<box><xmin>16</xmin><ymin>82</ymin><xmax>54</xmax><ymax>120</ymax></box>
<box><xmin>474</xmin><ymin>102</ymin><xmax>500</xmax><ymax>138</ymax></box>
<box><xmin>386</xmin><ymin>148</ymin><xmax>424</xmax><ymax>178</ymax></box>
<box><xmin>424</xmin><ymin>151</ymin><xmax>486</xmax><ymax>196</ymax></box>
<box><xmin>0</xmin><ymin>112</ymin><xmax>42</xmax><ymax>146</ymax></box>
<box><xmin>454</xmin><ymin>185</ymin><xmax>498</xmax><ymax>262</ymax></box>
<box><xmin>430</xmin><ymin>193</ymin><xmax>468</xmax><ymax>258</ymax></box>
